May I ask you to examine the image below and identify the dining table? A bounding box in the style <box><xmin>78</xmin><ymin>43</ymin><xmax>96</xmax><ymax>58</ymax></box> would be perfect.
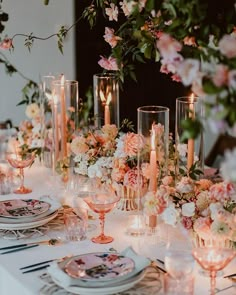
<box><xmin>0</xmin><ymin>163</ymin><xmax>235</xmax><ymax>295</ymax></box>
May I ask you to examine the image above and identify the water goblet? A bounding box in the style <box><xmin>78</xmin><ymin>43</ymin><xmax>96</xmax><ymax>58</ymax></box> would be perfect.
<box><xmin>164</xmin><ymin>225</ymin><xmax>195</xmax><ymax>292</ymax></box>
<box><xmin>6</xmin><ymin>151</ymin><xmax>35</xmax><ymax>194</ymax></box>
<box><xmin>192</xmin><ymin>247</ymin><xmax>236</xmax><ymax>295</ymax></box>
<box><xmin>83</xmin><ymin>189</ymin><xmax>120</xmax><ymax>244</ymax></box>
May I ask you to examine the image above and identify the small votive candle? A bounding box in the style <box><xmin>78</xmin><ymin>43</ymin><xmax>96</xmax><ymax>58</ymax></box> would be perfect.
<box><xmin>126</xmin><ymin>214</ymin><xmax>145</xmax><ymax>236</ymax></box>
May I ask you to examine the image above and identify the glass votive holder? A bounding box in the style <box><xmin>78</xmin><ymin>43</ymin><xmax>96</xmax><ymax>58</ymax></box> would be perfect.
<box><xmin>0</xmin><ymin>160</ymin><xmax>13</xmax><ymax>195</ymax></box>
<box><xmin>63</xmin><ymin>208</ymin><xmax>87</xmax><ymax>241</ymax></box>
<box><xmin>126</xmin><ymin>214</ymin><xmax>146</xmax><ymax>236</ymax></box>
<box><xmin>93</xmin><ymin>73</ymin><xmax>119</xmax><ymax>128</ymax></box>
<box><xmin>175</xmin><ymin>95</ymin><xmax>204</xmax><ymax>175</ymax></box>
<box><xmin>163</xmin><ymin>273</ymin><xmax>194</xmax><ymax>295</ymax></box>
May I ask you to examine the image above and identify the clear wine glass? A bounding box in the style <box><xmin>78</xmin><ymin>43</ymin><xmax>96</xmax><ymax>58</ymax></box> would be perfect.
<box><xmin>83</xmin><ymin>188</ymin><xmax>120</xmax><ymax>244</ymax></box>
<box><xmin>192</xmin><ymin>247</ymin><xmax>236</xmax><ymax>295</ymax></box>
<box><xmin>6</xmin><ymin>152</ymin><xmax>35</xmax><ymax>194</ymax></box>
<box><xmin>164</xmin><ymin>225</ymin><xmax>195</xmax><ymax>291</ymax></box>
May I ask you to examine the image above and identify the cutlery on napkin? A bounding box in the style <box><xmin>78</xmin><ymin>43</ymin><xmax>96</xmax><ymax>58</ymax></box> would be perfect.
<box><xmin>0</xmin><ymin>244</ymin><xmax>39</xmax><ymax>255</ymax></box>
<box><xmin>20</xmin><ymin>255</ymin><xmax>72</xmax><ymax>274</ymax></box>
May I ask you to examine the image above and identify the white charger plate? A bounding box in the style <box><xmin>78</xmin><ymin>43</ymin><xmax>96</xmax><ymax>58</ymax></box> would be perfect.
<box><xmin>0</xmin><ymin>210</ymin><xmax>58</xmax><ymax>230</ymax></box>
<box><xmin>51</xmin><ymin>269</ymin><xmax>146</xmax><ymax>295</ymax></box>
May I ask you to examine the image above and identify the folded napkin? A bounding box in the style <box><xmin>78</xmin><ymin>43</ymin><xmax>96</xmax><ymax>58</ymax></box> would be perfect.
<box><xmin>47</xmin><ymin>246</ymin><xmax>150</xmax><ymax>288</ymax></box>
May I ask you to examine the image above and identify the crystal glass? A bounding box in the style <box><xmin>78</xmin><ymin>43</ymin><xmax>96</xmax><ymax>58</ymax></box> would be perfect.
<box><xmin>137</xmin><ymin>106</ymin><xmax>169</xmax><ymax>232</ymax></box>
<box><xmin>93</xmin><ymin>73</ymin><xmax>119</xmax><ymax>128</ymax></box>
<box><xmin>83</xmin><ymin>188</ymin><xmax>120</xmax><ymax>244</ymax></box>
<box><xmin>165</xmin><ymin>226</ymin><xmax>195</xmax><ymax>284</ymax></box>
<box><xmin>40</xmin><ymin>74</ymin><xmax>55</xmax><ymax>168</ymax></box>
<box><xmin>51</xmin><ymin>78</ymin><xmax>79</xmax><ymax>176</ymax></box>
<box><xmin>6</xmin><ymin>152</ymin><xmax>35</xmax><ymax>194</ymax></box>
<box><xmin>175</xmin><ymin>96</ymin><xmax>204</xmax><ymax>176</ymax></box>
<box><xmin>192</xmin><ymin>247</ymin><xmax>236</xmax><ymax>295</ymax></box>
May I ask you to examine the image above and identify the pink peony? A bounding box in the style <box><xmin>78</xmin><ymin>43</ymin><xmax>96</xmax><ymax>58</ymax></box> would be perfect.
<box><xmin>209</xmin><ymin>182</ymin><xmax>235</xmax><ymax>203</ymax></box>
<box><xmin>219</xmin><ymin>34</ymin><xmax>236</xmax><ymax>58</ymax></box>
<box><xmin>212</xmin><ymin>64</ymin><xmax>229</xmax><ymax>87</ymax></box>
<box><xmin>123</xmin><ymin>133</ymin><xmax>142</xmax><ymax>157</ymax></box>
<box><xmin>70</xmin><ymin>137</ymin><xmax>89</xmax><ymax>155</ymax></box>
<box><xmin>98</xmin><ymin>56</ymin><xmax>119</xmax><ymax>71</ymax></box>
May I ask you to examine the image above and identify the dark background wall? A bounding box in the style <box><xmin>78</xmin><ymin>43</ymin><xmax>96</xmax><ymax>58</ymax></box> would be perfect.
<box><xmin>74</xmin><ymin>1</ymin><xmax>187</xmax><ymax>134</ymax></box>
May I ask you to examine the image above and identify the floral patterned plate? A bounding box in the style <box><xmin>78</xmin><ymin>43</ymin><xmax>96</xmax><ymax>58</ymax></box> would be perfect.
<box><xmin>64</xmin><ymin>252</ymin><xmax>135</xmax><ymax>281</ymax></box>
<box><xmin>0</xmin><ymin>199</ymin><xmax>51</xmax><ymax>218</ymax></box>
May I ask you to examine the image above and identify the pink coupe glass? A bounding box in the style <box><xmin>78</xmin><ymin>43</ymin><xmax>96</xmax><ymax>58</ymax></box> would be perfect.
<box><xmin>83</xmin><ymin>191</ymin><xmax>120</xmax><ymax>244</ymax></box>
<box><xmin>192</xmin><ymin>247</ymin><xmax>236</xmax><ymax>295</ymax></box>
<box><xmin>6</xmin><ymin>152</ymin><xmax>35</xmax><ymax>194</ymax></box>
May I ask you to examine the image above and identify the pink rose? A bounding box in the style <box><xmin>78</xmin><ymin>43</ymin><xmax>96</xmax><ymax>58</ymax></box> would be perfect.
<box><xmin>182</xmin><ymin>216</ymin><xmax>193</xmax><ymax>230</ymax></box>
<box><xmin>0</xmin><ymin>38</ymin><xmax>13</xmax><ymax>49</ymax></box>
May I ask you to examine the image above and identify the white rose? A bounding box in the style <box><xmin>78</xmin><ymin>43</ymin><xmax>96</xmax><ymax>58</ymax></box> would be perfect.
<box><xmin>161</xmin><ymin>204</ymin><xmax>179</xmax><ymax>226</ymax></box>
<box><xmin>182</xmin><ymin>202</ymin><xmax>195</xmax><ymax>217</ymax></box>
<box><xmin>25</xmin><ymin>103</ymin><xmax>40</xmax><ymax>119</ymax></box>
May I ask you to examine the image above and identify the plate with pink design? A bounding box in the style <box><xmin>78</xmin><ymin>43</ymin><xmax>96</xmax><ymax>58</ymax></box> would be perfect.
<box><xmin>0</xmin><ymin>199</ymin><xmax>51</xmax><ymax>219</ymax></box>
<box><xmin>64</xmin><ymin>252</ymin><xmax>135</xmax><ymax>282</ymax></box>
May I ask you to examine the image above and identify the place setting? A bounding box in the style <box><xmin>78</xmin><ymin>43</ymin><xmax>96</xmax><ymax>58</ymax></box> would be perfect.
<box><xmin>36</xmin><ymin>246</ymin><xmax>159</xmax><ymax>295</ymax></box>
<box><xmin>0</xmin><ymin>196</ymin><xmax>61</xmax><ymax>231</ymax></box>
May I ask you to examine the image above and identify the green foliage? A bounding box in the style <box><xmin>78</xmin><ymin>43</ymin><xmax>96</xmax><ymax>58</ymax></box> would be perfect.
<box><xmin>24</xmin><ymin>33</ymin><xmax>34</xmax><ymax>52</ymax></box>
<box><xmin>57</xmin><ymin>26</ymin><xmax>68</xmax><ymax>54</ymax></box>
<box><xmin>17</xmin><ymin>80</ymin><xmax>40</xmax><ymax>106</ymax></box>
<box><xmin>180</xmin><ymin>117</ymin><xmax>203</xmax><ymax>141</ymax></box>
<box><xmin>119</xmin><ymin>119</ymin><xmax>135</xmax><ymax>133</ymax></box>
<box><xmin>0</xmin><ymin>57</ymin><xmax>17</xmax><ymax>75</ymax></box>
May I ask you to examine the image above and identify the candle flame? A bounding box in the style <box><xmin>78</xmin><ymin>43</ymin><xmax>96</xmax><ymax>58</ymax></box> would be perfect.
<box><xmin>100</xmin><ymin>90</ymin><xmax>112</xmax><ymax>106</ymax></box>
<box><xmin>151</xmin><ymin>123</ymin><xmax>156</xmax><ymax>150</ymax></box>
<box><xmin>190</xmin><ymin>93</ymin><xmax>194</xmax><ymax>103</ymax></box>
<box><xmin>60</xmin><ymin>74</ymin><xmax>65</xmax><ymax>85</ymax></box>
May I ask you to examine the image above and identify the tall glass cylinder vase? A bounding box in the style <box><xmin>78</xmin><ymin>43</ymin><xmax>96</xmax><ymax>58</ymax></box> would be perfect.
<box><xmin>40</xmin><ymin>74</ymin><xmax>55</xmax><ymax>168</ymax></box>
<box><xmin>137</xmin><ymin>106</ymin><xmax>169</xmax><ymax>231</ymax></box>
<box><xmin>175</xmin><ymin>96</ymin><xmax>204</xmax><ymax>177</ymax></box>
<box><xmin>51</xmin><ymin>78</ymin><xmax>79</xmax><ymax>179</ymax></box>
<box><xmin>93</xmin><ymin>73</ymin><xmax>119</xmax><ymax>128</ymax></box>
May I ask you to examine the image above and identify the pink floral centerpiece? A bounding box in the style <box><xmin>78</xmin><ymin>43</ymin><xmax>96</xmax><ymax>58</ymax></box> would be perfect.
<box><xmin>148</xmin><ymin>175</ymin><xmax>236</xmax><ymax>246</ymax></box>
<box><xmin>70</xmin><ymin>123</ymin><xmax>149</xmax><ymax>210</ymax></box>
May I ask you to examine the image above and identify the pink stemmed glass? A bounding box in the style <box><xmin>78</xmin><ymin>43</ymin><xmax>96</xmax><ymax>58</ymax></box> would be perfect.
<box><xmin>192</xmin><ymin>247</ymin><xmax>236</xmax><ymax>295</ymax></box>
<box><xmin>6</xmin><ymin>152</ymin><xmax>35</xmax><ymax>194</ymax></box>
<box><xmin>83</xmin><ymin>190</ymin><xmax>120</xmax><ymax>244</ymax></box>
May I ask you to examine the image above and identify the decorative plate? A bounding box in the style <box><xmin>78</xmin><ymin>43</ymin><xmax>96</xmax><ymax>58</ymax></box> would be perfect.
<box><xmin>0</xmin><ymin>199</ymin><xmax>50</xmax><ymax>218</ymax></box>
<box><xmin>50</xmin><ymin>270</ymin><xmax>146</xmax><ymax>295</ymax></box>
<box><xmin>64</xmin><ymin>252</ymin><xmax>135</xmax><ymax>281</ymax></box>
<box><xmin>0</xmin><ymin>210</ymin><xmax>58</xmax><ymax>230</ymax></box>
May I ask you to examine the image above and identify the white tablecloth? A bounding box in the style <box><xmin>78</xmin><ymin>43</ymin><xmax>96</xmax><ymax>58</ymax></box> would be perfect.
<box><xmin>0</xmin><ymin>164</ymin><xmax>235</xmax><ymax>295</ymax></box>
